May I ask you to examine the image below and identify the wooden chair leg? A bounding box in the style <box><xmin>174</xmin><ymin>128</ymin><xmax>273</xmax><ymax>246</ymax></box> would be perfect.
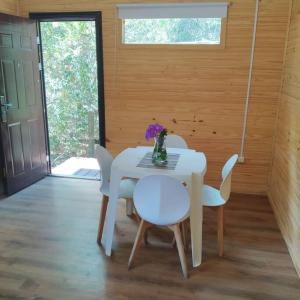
<box><xmin>128</xmin><ymin>220</ymin><xmax>151</xmax><ymax>269</ymax></box>
<box><xmin>181</xmin><ymin>221</ymin><xmax>188</xmax><ymax>251</ymax></box>
<box><xmin>172</xmin><ymin>220</ymin><xmax>188</xmax><ymax>249</ymax></box>
<box><xmin>169</xmin><ymin>224</ymin><xmax>188</xmax><ymax>279</ymax></box>
<box><xmin>131</xmin><ymin>209</ymin><xmax>141</xmax><ymax>224</ymax></box>
<box><xmin>126</xmin><ymin>198</ymin><xmax>134</xmax><ymax>216</ymax></box>
<box><xmin>97</xmin><ymin>195</ymin><xmax>109</xmax><ymax>245</ymax></box>
<box><xmin>217</xmin><ymin>205</ymin><xmax>224</xmax><ymax>257</ymax></box>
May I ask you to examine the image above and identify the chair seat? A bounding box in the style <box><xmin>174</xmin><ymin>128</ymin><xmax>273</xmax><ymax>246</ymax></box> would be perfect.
<box><xmin>202</xmin><ymin>185</ymin><xmax>225</xmax><ymax>207</ymax></box>
<box><xmin>100</xmin><ymin>178</ymin><xmax>137</xmax><ymax>199</ymax></box>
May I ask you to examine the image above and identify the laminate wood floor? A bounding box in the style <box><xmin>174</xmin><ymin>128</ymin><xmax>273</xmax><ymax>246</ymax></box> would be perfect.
<box><xmin>0</xmin><ymin>177</ymin><xmax>299</xmax><ymax>300</ymax></box>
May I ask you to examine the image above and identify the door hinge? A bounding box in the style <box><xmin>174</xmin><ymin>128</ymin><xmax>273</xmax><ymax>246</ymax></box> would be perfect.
<box><xmin>38</xmin><ymin>63</ymin><xmax>43</xmax><ymax>71</ymax></box>
<box><xmin>46</xmin><ymin>155</ymin><xmax>49</xmax><ymax>162</ymax></box>
<box><xmin>36</xmin><ymin>36</ymin><xmax>40</xmax><ymax>45</ymax></box>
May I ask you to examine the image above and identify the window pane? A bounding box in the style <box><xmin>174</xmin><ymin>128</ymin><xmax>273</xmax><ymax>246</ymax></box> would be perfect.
<box><xmin>123</xmin><ymin>18</ymin><xmax>222</xmax><ymax>45</ymax></box>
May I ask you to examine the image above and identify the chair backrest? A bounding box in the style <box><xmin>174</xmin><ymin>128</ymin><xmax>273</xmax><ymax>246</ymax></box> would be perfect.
<box><xmin>94</xmin><ymin>144</ymin><xmax>113</xmax><ymax>191</ymax></box>
<box><xmin>220</xmin><ymin>154</ymin><xmax>238</xmax><ymax>203</ymax></box>
<box><xmin>165</xmin><ymin>134</ymin><xmax>188</xmax><ymax>149</ymax></box>
<box><xmin>133</xmin><ymin>175</ymin><xmax>190</xmax><ymax>226</ymax></box>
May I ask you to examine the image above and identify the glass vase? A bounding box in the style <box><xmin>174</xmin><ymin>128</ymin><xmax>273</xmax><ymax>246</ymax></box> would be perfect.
<box><xmin>152</xmin><ymin>136</ymin><xmax>168</xmax><ymax>166</ymax></box>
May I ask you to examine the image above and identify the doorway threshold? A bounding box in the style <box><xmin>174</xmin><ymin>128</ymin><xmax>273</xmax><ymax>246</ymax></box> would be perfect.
<box><xmin>51</xmin><ymin>157</ymin><xmax>100</xmax><ymax>180</ymax></box>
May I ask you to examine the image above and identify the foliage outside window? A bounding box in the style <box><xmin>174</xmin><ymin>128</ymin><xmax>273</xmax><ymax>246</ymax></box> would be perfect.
<box><xmin>122</xmin><ymin>18</ymin><xmax>222</xmax><ymax>45</ymax></box>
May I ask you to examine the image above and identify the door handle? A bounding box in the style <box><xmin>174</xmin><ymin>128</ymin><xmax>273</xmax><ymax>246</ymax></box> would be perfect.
<box><xmin>0</xmin><ymin>96</ymin><xmax>12</xmax><ymax>109</ymax></box>
<box><xmin>0</xmin><ymin>96</ymin><xmax>8</xmax><ymax>123</ymax></box>
<box><xmin>1</xmin><ymin>103</ymin><xmax>12</xmax><ymax>108</ymax></box>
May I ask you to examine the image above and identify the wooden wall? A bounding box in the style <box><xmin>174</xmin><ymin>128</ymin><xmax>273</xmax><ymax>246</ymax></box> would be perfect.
<box><xmin>269</xmin><ymin>0</ymin><xmax>300</xmax><ymax>277</ymax></box>
<box><xmin>0</xmin><ymin>0</ymin><xmax>19</xmax><ymax>15</ymax></box>
<box><xmin>19</xmin><ymin>0</ymin><xmax>290</xmax><ymax>194</ymax></box>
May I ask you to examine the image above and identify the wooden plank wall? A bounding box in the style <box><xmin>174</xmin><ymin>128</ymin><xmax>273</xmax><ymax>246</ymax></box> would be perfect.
<box><xmin>0</xmin><ymin>0</ymin><xmax>19</xmax><ymax>15</ymax></box>
<box><xmin>19</xmin><ymin>0</ymin><xmax>290</xmax><ymax>194</ymax></box>
<box><xmin>269</xmin><ymin>0</ymin><xmax>300</xmax><ymax>277</ymax></box>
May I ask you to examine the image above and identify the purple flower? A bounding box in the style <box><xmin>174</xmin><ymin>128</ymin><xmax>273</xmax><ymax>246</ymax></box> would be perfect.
<box><xmin>145</xmin><ymin>123</ymin><xmax>165</xmax><ymax>141</ymax></box>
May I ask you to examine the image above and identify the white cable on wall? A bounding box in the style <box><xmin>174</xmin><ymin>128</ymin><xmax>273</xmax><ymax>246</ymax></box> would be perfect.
<box><xmin>239</xmin><ymin>0</ymin><xmax>260</xmax><ymax>162</ymax></box>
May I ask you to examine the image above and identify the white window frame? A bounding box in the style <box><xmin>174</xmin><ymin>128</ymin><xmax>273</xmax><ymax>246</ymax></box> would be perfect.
<box><xmin>117</xmin><ymin>3</ymin><xmax>228</xmax><ymax>48</ymax></box>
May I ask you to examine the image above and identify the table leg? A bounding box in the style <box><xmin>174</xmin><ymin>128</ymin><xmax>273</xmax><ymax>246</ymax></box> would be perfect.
<box><xmin>188</xmin><ymin>172</ymin><xmax>203</xmax><ymax>267</ymax></box>
<box><xmin>101</xmin><ymin>171</ymin><xmax>122</xmax><ymax>256</ymax></box>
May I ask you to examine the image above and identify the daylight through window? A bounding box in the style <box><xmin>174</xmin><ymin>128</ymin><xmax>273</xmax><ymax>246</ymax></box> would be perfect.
<box><xmin>123</xmin><ymin>18</ymin><xmax>222</xmax><ymax>45</ymax></box>
<box><xmin>117</xmin><ymin>3</ymin><xmax>228</xmax><ymax>45</ymax></box>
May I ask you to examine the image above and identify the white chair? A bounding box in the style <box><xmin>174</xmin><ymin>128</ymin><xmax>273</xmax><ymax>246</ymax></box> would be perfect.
<box><xmin>128</xmin><ymin>175</ymin><xmax>190</xmax><ymax>278</ymax></box>
<box><xmin>95</xmin><ymin>144</ymin><xmax>136</xmax><ymax>244</ymax></box>
<box><xmin>165</xmin><ymin>134</ymin><xmax>188</xmax><ymax>149</ymax></box>
<box><xmin>202</xmin><ymin>154</ymin><xmax>238</xmax><ymax>256</ymax></box>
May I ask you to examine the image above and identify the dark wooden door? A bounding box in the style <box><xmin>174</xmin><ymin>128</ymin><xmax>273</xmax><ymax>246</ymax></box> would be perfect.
<box><xmin>0</xmin><ymin>13</ymin><xmax>47</xmax><ymax>195</ymax></box>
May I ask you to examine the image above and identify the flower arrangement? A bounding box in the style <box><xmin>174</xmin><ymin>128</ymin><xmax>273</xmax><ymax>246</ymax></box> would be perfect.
<box><xmin>145</xmin><ymin>123</ymin><xmax>167</xmax><ymax>141</ymax></box>
<box><xmin>145</xmin><ymin>123</ymin><xmax>168</xmax><ymax>165</ymax></box>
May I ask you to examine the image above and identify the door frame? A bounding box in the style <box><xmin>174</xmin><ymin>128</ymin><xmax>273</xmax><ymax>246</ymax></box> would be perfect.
<box><xmin>29</xmin><ymin>12</ymin><xmax>106</xmax><ymax>174</ymax></box>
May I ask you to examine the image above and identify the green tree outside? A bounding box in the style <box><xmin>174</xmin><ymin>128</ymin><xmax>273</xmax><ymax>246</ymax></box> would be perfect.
<box><xmin>124</xmin><ymin>18</ymin><xmax>221</xmax><ymax>44</ymax></box>
<box><xmin>40</xmin><ymin>21</ymin><xmax>99</xmax><ymax>168</ymax></box>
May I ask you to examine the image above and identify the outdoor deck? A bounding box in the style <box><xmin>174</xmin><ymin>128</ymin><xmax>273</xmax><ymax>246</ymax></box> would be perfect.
<box><xmin>52</xmin><ymin>157</ymin><xmax>100</xmax><ymax>179</ymax></box>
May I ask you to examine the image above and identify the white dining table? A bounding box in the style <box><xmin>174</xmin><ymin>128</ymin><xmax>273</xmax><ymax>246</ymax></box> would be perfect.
<box><xmin>101</xmin><ymin>146</ymin><xmax>207</xmax><ymax>267</ymax></box>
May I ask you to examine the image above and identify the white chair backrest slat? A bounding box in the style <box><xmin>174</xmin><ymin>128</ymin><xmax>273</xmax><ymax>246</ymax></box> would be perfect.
<box><xmin>220</xmin><ymin>154</ymin><xmax>238</xmax><ymax>203</ymax></box>
<box><xmin>165</xmin><ymin>134</ymin><xmax>188</xmax><ymax>149</ymax></box>
<box><xmin>95</xmin><ymin>144</ymin><xmax>113</xmax><ymax>191</ymax></box>
<box><xmin>134</xmin><ymin>175</ymin><xmax>190</xmax><ymax>225</ymax></box>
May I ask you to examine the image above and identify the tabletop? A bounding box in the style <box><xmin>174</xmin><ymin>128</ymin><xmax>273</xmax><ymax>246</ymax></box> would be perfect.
<box><xmin>112</xmin><ymin>147</ymin><xmax>206</xmax><ymax>179</ymax></box>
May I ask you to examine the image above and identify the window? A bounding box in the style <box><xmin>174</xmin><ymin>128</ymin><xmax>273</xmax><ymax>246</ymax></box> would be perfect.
<box><xmin>117</xmin><ymin>3</ymin><xmax>228</xmax><ymax>46</ymax></box>
<box><xmin>123</xmin><ymin>18</ymin><xmax>222</xmax><ymax>45</ymax></box>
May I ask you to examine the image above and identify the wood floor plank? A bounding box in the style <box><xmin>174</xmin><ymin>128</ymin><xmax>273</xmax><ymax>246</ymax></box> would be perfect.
<box><xmin>0</xmin><ymin>177</ymin><xmax>299</xmax><ymax>300</ymax></box>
